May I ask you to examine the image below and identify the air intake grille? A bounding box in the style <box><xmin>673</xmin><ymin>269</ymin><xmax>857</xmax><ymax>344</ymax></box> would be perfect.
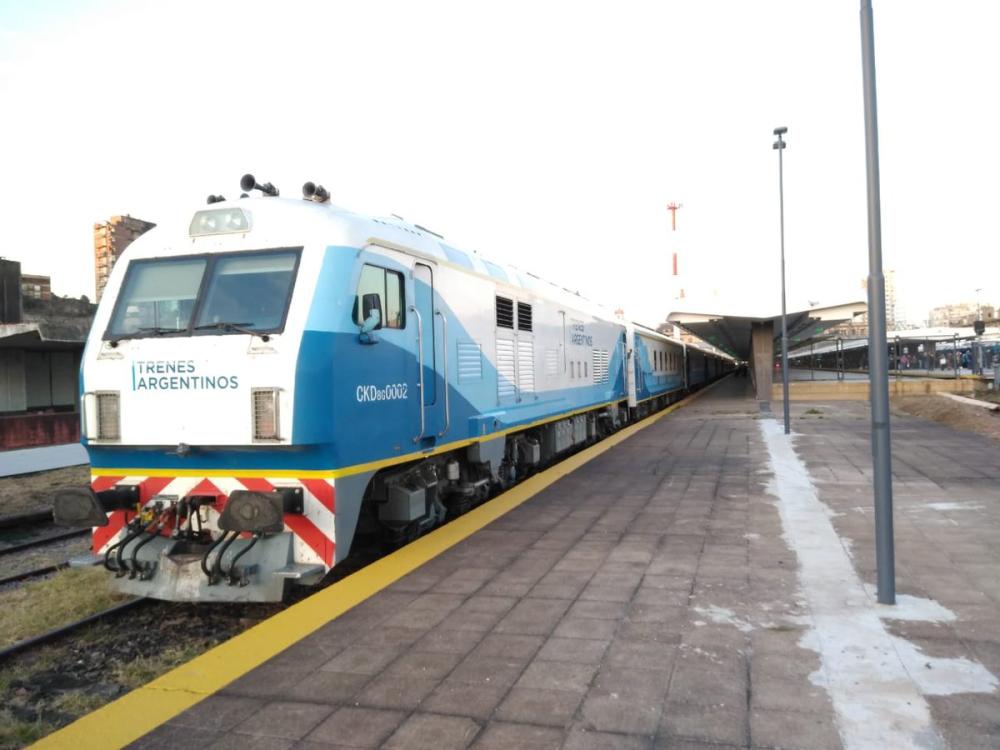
<box><xmin>496</xmin><ymin>296</ymin><xmax>514</xmax><ymax>329</ymax></box>
<box><xmin>592</xmin><ymin>349</ymin><xmax>610</xmax><ymax>385</ymax></box>
<box><xmin>497</xmin><ymin>338</ymin><xmax>516</xmax><ymax>401</ymax></box>
<box><xmin>252</xmin><ymin>388</ymin><xmax>280</xmax><ymax>441</ymax></box>
<box><xmin>517</xmin><ymin>340</ymin><xmax>535</xmax><ymax>393</ymax></box>
<box><xmin>95</xmin><ymin>392</ymin><xmax>120</xmax><ymax>440</ymax></box>
<box><xmin>517</xmin><ymin>302</ymin><xmax>533</xmax><ymax>332</ymax></box>
<box><xmin>545</xmin><ymin>349</ymin><xmax>559</xmax><ymax>377</ymax></box>
<box><xmin>457</xmin><ymin>341</ymin><xmax>483</xmax><ymax>383</ymax></box>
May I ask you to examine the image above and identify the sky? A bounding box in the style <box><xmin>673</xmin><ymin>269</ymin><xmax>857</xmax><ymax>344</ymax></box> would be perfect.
<box><xmin>0</xmin><ymin>0</ymin><xmax>997</xmax><ymax>327</ymax></box>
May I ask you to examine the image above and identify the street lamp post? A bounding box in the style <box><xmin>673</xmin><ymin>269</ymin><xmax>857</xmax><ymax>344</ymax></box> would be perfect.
<box><xmin>773</xmin><ymin>127</ymin><xmax>791</xmax><ymax>435</ymax></box>
<box><xmin>975</xmin><ymin>287</ymin><xmax>983</xmax><ymax>374</ymax></box>
<box><xmin>860</xmin><ymin>0</ymin><xmax>895</xmax><ymax>604</ymax></box>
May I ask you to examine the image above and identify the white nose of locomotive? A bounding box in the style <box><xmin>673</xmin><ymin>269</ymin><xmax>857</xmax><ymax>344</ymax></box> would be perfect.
<box><xmin>83</xmin><ymin>202</ymin><xmax>306</xmax><ymax>447</ymax></box>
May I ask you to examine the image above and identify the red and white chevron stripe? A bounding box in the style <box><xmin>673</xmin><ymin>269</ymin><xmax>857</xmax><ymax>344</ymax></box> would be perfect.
<box><xmin>90</xmin><ymin>474</ymin><xmax>336</xmax><ymax>567</ymax></box>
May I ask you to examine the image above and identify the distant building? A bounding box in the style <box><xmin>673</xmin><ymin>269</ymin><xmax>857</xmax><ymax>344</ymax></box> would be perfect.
<box><xmin>856</xmin><ymin>269</ymin><xmax>897</xmax><ymax>329</ymax></box>
<box><xmin>929</xmin><ymin>302</ymin><xmax>995</xmax><ymax>328</ymax></box>
<box><xmin>20</xmin><ymin>273</ymin><xmax>51</xmax><ymax>301</ymax></box>
<box><xmin>884</xmin><ymin>269</ymin><xmax>897</xmax><ymax>329</ymax></box>
<box><xmin>826</xmin><ymin>318</ymin><xmax>868</xmax><ymax>339</ymax></box>
<box><xmin>839</xmin><ymin>268</ymin><xmax>899</xmax><ymax>337</ymax></box>
<box><xmin>656</xmin><ymin>320</ymin><xmax>688</xmax><ymax>344</ymax></box>
<box><xmin>94</xmin><ymin>215</ymin><xmax>156</xmax><ymax>301</ymax></box>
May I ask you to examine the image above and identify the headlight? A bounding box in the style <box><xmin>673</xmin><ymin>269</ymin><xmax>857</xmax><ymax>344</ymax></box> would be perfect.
<box><xmin>252</xmin><ymin>388</ymin><xmax>280</xmax><ymax>441</ymax></box>
<box><xmin>189</xmin><ymin>207</ymin><xmax>251</xmax><ymax>236</ymax></box>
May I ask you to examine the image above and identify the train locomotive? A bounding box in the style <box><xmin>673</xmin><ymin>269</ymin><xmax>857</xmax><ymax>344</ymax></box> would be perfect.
<box><xmin>54</xmin><ymin>176</ymin><xmax>731</xmax><ymax>602</ymax></box>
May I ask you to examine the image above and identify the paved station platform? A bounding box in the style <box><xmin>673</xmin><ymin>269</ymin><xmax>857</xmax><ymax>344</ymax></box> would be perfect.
<box><xmin>47</xmin><ymin>377</ymin><xmax>1000</xmax><ymax>749</ymax></box>
<box><xmin>0</xmin><ymin>442</ymin><xmax>87</xmax><ymax>478</ymax></box>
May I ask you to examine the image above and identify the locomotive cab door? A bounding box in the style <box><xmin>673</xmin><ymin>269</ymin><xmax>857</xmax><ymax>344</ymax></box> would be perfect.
<box><xmin>412</xmin><ymin>262</ymin><xmax>445</xmax><ymax>444</ymax></box>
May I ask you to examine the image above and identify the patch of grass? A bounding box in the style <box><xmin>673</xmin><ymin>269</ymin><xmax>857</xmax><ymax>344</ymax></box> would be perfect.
<box><xmin>0</xmin><ymin>648</ymin><xmax>62</xmax><ymax>695</ymax></box>
<box><xmin>49</xmin><ymin>691</ymin><xmax>108</xmax><ymax>716</ymax></box>
<box><xmin>804</xmin><ymin>408</ymin><xmax>823</xmax><ymax>415</ymax></box>
<box><xmin>0</xmin><ymin>465</ymin><xmax>90</xmax><ymax>516</ymax></box>
<box><xmin>0</xmin><ymin>568</ymin><xmax>131</xmax><ymax>648</ymax></box>
<box><xmin>0</xmin><ymin>709</ymin><xmax>54</xmax><ymax>750</ymax></box>
<box><xmin>114</xmin><ymin>642</ymin><xmax>207</xmax><ymax>690</ymax></box>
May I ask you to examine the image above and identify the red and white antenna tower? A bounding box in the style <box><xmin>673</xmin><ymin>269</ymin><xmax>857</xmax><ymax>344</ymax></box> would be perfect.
<box><xmin>666</xmin><ymin>201</ymin><xmax>683</xmax><ymax>232</ymax></box>
<box><xmin>667</xmin><ymin>202</ymin><xmax>684</xmax><ymax>299</ymax></box>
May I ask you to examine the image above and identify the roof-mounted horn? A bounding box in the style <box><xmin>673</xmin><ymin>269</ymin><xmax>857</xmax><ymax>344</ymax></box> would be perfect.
<box><xmin>302</xmin><ymin>181</ymin><xmax>330</xmax><ymax>203</ymax></box>
<box><xmin>240</xmin><ymin>174</ymin><xmax>279</xmax><ymax>197</ymax></box>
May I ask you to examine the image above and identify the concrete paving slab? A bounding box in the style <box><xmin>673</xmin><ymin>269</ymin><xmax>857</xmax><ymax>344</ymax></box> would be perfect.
<box><xmin>127</xmin><ymin>377</ymin><xmax>1000</xmax><ymax>749</ymax></box>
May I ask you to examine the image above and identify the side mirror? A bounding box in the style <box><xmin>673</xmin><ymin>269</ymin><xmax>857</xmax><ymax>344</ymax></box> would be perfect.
<box><xmin>359</xmin><ymin>293</ymin><xmax>382</xmax><ymax>344</ymax></box>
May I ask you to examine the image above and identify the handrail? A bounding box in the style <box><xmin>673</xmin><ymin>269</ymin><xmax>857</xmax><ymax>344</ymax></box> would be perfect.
<box><xmin>435</xmin><ymin>310</ymin><xmax>450</xmax><ymax>437</ymax></box>
<box><xmin>621</xmin><ymin>337</ymin><xmax>627</xmax><ymax>397</ymax></box>
<box><xmin>410</xmin><ymin>305</ymin><xmax>425</xmax><ymax>443</ymax></box>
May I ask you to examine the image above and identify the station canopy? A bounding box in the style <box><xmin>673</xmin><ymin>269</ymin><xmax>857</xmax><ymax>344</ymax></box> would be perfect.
<box><xmin>667</xmin><ymin>301</ymin><xmax>867</xmax><ymax>361</ymax></box>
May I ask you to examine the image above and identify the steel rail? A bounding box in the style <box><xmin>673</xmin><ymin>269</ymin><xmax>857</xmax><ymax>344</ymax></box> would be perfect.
<box><xmin>0</xmin><ymin>509</ymin><xmax>53</xmax><ymax>529</ymax></box>
<box><xmin>0</xmin><ymin>562</ymin><xmax>69</xmax><ymax>587</ymax></box>
<box><xmin>0</xmin><ymin>529</ymin><xmax>89</xmax><ymax>557</ymax></box>
<box><xmin>0</xmin><ymin>598</ymin><xmax>149</xmax><ymax>662</ymax></box>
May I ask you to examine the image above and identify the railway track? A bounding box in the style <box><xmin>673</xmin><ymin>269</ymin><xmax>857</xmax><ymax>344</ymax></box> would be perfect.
<box><xmin>0</xmin><ymin>509</ymin><xmax>89</xmax><ymax>558</ymax></box>
<box><xmin>0</xmin><ymin>509</ymin><xmax>54</xmax><ymax>528</ymax></box>
<box><xmin>0</xmin><ymin>598</ymin><xmax>150</xmax><ymax>662</ymax></box>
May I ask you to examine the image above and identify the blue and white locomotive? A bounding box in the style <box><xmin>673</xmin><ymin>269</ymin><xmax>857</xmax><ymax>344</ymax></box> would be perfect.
<box><xmin>54</xmin><ymin>176</ymin><xmax>731</xmax><ymax>602</ymax></box>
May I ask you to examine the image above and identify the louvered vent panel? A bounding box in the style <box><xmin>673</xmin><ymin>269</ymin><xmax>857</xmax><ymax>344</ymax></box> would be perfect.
<box><xmin>457</xmin><ymin>341</ymin><xmax>483</xmax><ymax>383</ymax></box>
<box><xmin>496</xmin><ymin>296</ymin><xmax>514</xmax><ymax>329</ymax></box>
<box><xmin>592</xmin><ymin>349</ymin><xmax>610</xmax><ymax>384</ymax></box>
<box><xmin>517</xmin><ymin>339</ymin><xmax>535</xmax><ymax>394</ymax></box>
<box><xmin>545</xmin><ymin>349</ymin><xmax>559</xmax><ymax>377</ymax></box>
<box><xmin>497</xmin><ymin>338</ymin><xmax>517</xmax><ymax>400</ymax></box>
<box><xmin>517</xmin><ymin>302</ymin><xmax>533</xmax><ymax>332</ymax></box>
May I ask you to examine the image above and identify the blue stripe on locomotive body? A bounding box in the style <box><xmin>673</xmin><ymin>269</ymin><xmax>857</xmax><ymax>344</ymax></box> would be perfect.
<box><xmin>290</xmin><ymin>244</ymin><xmax>627</xmax><ymax>471</ymax></box>
<box><xmin>90</xmin><ymin>239</ymin><xmax>627</xmax><ymax>474</ymax></box>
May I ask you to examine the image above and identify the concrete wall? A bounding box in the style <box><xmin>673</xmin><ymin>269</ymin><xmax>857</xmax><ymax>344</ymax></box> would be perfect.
<box><xmin>0</xmin><ymin>413</ymin><xmax>79</xmax><ymax>449</ymax></box>
<box><xmin>771</xmin><ymin>378</ymin><xmax>976</xmax><ymax>401</ymax></box>
<box><xmin>24</xmin><ymin>351</ymin><xmax>76</xmax><ymax>409</ymax></box>
<box><xmin>0</xmin><ymin>349</ymin><xmax>27</xmax><ymax>412</ymax></box>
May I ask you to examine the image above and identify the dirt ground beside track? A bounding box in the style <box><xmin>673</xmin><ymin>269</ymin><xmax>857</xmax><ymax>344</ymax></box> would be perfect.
<box><xmin>0</xmin><ymin>465</ymin><xmax>90</xmax><ymax>516</ymax></box>
<box><xmin>892</xmin><ymin>393</ymin><xmax>1000</xmax><ymax>443</ymax></box>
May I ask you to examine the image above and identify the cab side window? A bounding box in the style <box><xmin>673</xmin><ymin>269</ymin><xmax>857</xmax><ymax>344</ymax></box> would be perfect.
<box><xmin>354</xmin><ymin>264</ymin><xmax>405</xmax><ymax>329</ymax></box>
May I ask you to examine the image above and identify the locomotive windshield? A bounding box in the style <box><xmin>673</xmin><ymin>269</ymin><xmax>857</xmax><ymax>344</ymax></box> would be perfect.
<box><xmin>105</xmin><ymin>248</ymin><xmax>301</xmax><ymax>339</ymax></box>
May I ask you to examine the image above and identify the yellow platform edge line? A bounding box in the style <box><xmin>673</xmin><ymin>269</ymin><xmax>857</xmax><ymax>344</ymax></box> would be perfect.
<box><xmin>34</xmin><ymin>378</ymin><xmax>726</xmax><ymax>750</ymax></box>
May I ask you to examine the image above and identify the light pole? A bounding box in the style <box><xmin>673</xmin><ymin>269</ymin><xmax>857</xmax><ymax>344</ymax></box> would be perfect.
<box><xmin>773</xmin><ymin>127</ymin><xmax>791</xmax><ymax>435</ymax></box>
<box><xmin>861</xmin><ymin>0</ymin><xmax>895</xmax><ymax>604</ymax></box>
<box><xmin>975</xmin><ymin>287</ymin><xmax>983</xmax><ymax>374</ymax></box>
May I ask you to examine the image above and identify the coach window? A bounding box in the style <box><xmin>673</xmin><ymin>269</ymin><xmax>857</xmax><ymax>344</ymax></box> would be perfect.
<box><xmin>354</xmin><ymin>264</ymin><xmax>405</xmax><ymax>329</ymax></box>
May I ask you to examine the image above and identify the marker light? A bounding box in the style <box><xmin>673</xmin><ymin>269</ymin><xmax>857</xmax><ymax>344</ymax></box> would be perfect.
<box><xmin>189</xmin><ymin>207</ymin><xmax>251</xmax><ymax>237</ymax></box>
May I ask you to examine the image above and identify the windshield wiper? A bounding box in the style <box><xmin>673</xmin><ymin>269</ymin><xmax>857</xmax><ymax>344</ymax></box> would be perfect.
<box><xmin>137</xmin><ymin>326</ymin><xmax>182</xmax><ymax>336</ymax></box>
<box><xmin>194</xmin><ymin>321</ymin><xmax>270</xmax><ymax>340</ymax></box>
